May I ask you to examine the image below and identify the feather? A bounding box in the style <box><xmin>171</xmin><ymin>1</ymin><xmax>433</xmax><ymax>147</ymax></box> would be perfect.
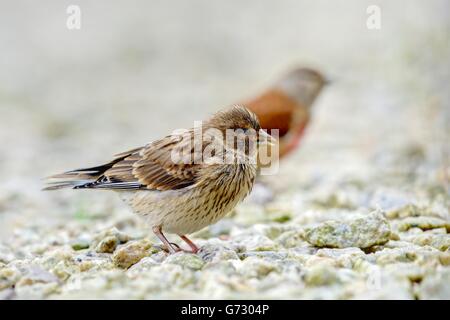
<box><xmin>44</xmin><ymin>106</ymin><xmax>261</xmax><ymax>192</ymax></box>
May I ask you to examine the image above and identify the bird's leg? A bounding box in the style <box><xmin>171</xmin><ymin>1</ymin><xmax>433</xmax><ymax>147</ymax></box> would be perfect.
<box><xmin>159</xmin><ymin>242</ymin><xmax>182</xmax><ymax>253</ymax></box>
<box><xmin>178</xmin><ymin>235</ymin><xmax>200</xmax><ymax>254</ymax></box>
<box><xmin>152</xmin><ymin>226</ymin><xmax>180</xmax><ymax>254</ymax></box>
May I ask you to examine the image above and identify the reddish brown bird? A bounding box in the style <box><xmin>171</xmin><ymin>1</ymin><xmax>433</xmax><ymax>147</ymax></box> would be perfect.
<box><xmin>45</xmin><ymin>106</ymin><xmax>274</xmax><ymax>254</ymax></box>
<box><xmin>242</xmin><ymin>68</ymin><xmax>327</xmax><ymax>158</ymax></box>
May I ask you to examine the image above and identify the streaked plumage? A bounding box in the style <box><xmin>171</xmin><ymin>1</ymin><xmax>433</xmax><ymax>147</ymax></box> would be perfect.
<box><xmin>45</xmin><ymin>106</ymin><xmax>271</xmax><ymax>253</ymax></box>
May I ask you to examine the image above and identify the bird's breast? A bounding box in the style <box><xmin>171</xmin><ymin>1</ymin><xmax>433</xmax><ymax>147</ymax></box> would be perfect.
<box><xmin>119</xmin><ymin>163</ymin><xmax>257</xmax><ymax>235</ymax></box>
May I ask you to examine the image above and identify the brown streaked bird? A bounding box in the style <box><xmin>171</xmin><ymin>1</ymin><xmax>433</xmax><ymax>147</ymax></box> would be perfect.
<box><xmin>45</xmin><ymin>106</ymin><xmax>274</xmax><ymax>254</ymax></box>
<box><xmin>242</xmin><ymin>67</ymin><xmax>327</xmax><ymax>159</ymax></box>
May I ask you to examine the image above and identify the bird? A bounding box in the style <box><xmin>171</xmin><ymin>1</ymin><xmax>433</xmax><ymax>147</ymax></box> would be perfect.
<box><xmin>45</xmin><ymin>106</ymin><xmax>275</xmax><ymax>254</ymax></box>
<box><xmin>242</xmin><ymin>67</ymin><xmax>327</xmax><ymax>159</ymax></box>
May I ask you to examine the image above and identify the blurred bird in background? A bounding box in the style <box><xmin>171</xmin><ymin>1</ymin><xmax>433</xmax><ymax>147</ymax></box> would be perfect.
<box><xmin>242</xmin><ymin>67</ymin><xmax>328</xmax><ymax>159</ymax></box>
<box><xmin>237</xmin><ymin>67</ymin><xmax>328</xmax><ymax>205</ymax></box>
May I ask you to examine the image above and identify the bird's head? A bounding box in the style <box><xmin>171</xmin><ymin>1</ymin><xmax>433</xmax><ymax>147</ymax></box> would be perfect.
<box><xmin>209</xmin><ymin>105</ymin><xmax>260</xmax><ymax>131</ymax></box>
<box><xmin>205</xmin><ymin>105</ymin><xmax>276</xmax><ymax>160</ymax></box>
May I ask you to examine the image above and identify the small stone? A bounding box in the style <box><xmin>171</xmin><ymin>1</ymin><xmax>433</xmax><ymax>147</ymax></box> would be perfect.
<box><xmin>73</xmin><ymin>252</ymin><xmax>115</xmax><ymax>272</ymax></box>
<box><xmin>238</xmin><ymin>257</ymin><xmax>279</xmax><ymax>278</ymax></box>
<box><xmin>50</xmin><ymin>260</ymin><xmax>78</xmax><ymax>281</ymax></box>
<box><xmin>70</xmin><ymin>234</ymin><xmax>92</xmax><ymax>251</ymax></box>
<box><xmin>233</xmin><ymin>235</ymin><xmax>279</xmax><ymax>252</ymax></box>
<box><xmin>198</xmin><ymin>243</ymin><xmax>239</xmax><ymax>263</ymax></box>
<box><xmin>0</xmin><ymin>267</ymin><xmax>21</xmax><ymax>290</ymax></box>
<box><xmin>0</xmin><ymin>245</ymin><xmax>15</xmax><ymax>264</ymax></box>
<box><xmin>385</xmin><ymin>204</ymin><xmax>442</xmax><ymax>220</ymax></box>
<box><xmin>72</xmin><ymin>242</ymin><xmax>90</xmax><ymax>251</ymax></box>
<box><xmin>305</xmin><ymin>256</ymin><xmax>337</xmax><ymax>268</ymax></box>
<box><xmin>112</xmin><ymin>239</ymin><xmax>154</xmax><ymax>269</ymax></box>
<box><xmin>95</xmin><ymin>236</ymin><xmax>118</xmax><ymax>253</ymax></box>
<box><xmin>15</xmin><ymin>265</ymin><xmax>59</xmax><ymax>287</ymax></box>
<box><xmin>304</xmin><ymin>264</ymin><xmax>339</xmax><ymax>286</ymax></box>
<box><xmin>439</xmin><ymin>253</ymin><xmax>450</xmax><ymax>266</ymax></box>
<box><xmin>91</xmin><ymin>227</ymin><xmax>131</xmax><ymax>253</ymax></box>
<box><xmin>401</xmin><ymin>233</ymin><xmax>450</xmax><ymax>251</ymax></box>
<box><xmin>316</xmin><ymin>248</ymin><xmax>366</xmax><ymax>268</ymax></box>
<box><xmin>425</xmin><ymin>227</ymin><xmax>447</xmax><ymax>234</ymax></box>
<box><xmin>37</xmin><ymin>247</ymin><xmax>74</xmax><ymax>270</ymax></box>
<box><xmin>316</xmin><ymin>247</ymin><xmax>365</xmax><ymax>259</ymax></box>
<box><xmin>384</xmin><ymin>262</ymin><xmax>424</xmax><ymax>283</ymax></box>
<box><xmin>276</xmin><ymin>230</ymin><xmax>308</xmax><ymax>248</ymax></box>
<box><xmin>127</xmin><ymin>257</ymin><xmax>159</xmax><ymax>275</ymax></box>
<box><xmin>0</xmin><ymin>288</ymin><xmax>15</xmax><ymax>300</ymax></box>
<box><xmin>164</xmin><ymin>252</ymin><xmax>205</xmax><ymax>270</ymax></box>
<box><xmin>14</xmin><ymin>282</ymin><xmax>60</xmax><ymax>299</ymax></box>
<box><xmin>395</xmin><ymin>216</ymin><xmax>450</xmax><ymax>233</ymax></box>
<box><xmin>304</xmin><ymin>210</ymin><xmax>391</xmax><ymax>249</ymax></box>
<box><xmin>417</xmin><ymin>268</ymin><xmax>450</xmax><ymax>299</ymax></box>
<box><xmin>372</xmin><ymin>246</ymin><xmax>442</xmax><ymax>267</ymax></box>
<box><xmin>239</xmin><ymin>251</ymin><xmax>288</xmax><ymax>260</ymax></box>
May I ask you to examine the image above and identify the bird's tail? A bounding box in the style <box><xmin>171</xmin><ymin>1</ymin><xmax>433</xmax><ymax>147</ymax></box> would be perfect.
<box><xmin>43</xmin><ymin>162</ymin><xmax>115</xmax><ymax>190</ymax></box>
<box><xmin>44</xmin><ymin>147</ymin><xmax>143</xmax><ymax>191</ymax></box>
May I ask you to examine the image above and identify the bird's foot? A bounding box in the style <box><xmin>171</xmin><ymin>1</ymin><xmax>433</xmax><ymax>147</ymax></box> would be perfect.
<box><xmin>178</xmin><ymin>247</ymin><xmax>199</xmax><ymax>254</ymax></box>
<box><xmin>153</xmin><ymin>242</ymin><xmax>181</xmax><ymax>254</ymax></box>
<box><xmin>178</xmin><ymin>235</ymin><xmax>200</xmax><ymax>254</ymax></box>
<box><xmin>154</xmin><ymin>243</ymin><xmax>198</xmax><ymax>254</ymax></box>
<box><xmin>152</xmin><ymin>227</ymin><xmax>200</xmax><ymax>254</ymax></box>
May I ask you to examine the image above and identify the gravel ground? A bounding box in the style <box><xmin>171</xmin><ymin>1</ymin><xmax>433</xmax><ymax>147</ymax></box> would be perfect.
<box><xmin>0</xmin><ymin>1</ymin><xmax>449</xmax><ymax>299</ymax></box>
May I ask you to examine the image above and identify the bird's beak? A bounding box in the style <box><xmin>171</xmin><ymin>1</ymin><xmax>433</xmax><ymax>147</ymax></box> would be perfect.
<box><xmin>258</xmin><ymin>129</ymin><xmax>277</xmax><ymax>146</ymax></box>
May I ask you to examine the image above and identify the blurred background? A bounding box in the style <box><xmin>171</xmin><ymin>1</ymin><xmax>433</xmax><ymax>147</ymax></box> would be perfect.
<box><xmin>0</xmin><ymin>1</ymin><xmax>448</xmax><ymax>241</ymax></box>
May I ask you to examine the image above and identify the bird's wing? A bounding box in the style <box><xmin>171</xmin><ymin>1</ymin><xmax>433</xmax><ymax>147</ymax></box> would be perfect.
<box><xmin>100</xmin><ymin>130</ymin><xmax>203</xmax><ymax>191</ymax></box>
<box><xmin>45</xmin><ymin>130</ymin><xmax>206</xmax><ymax>191</ymax></box>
